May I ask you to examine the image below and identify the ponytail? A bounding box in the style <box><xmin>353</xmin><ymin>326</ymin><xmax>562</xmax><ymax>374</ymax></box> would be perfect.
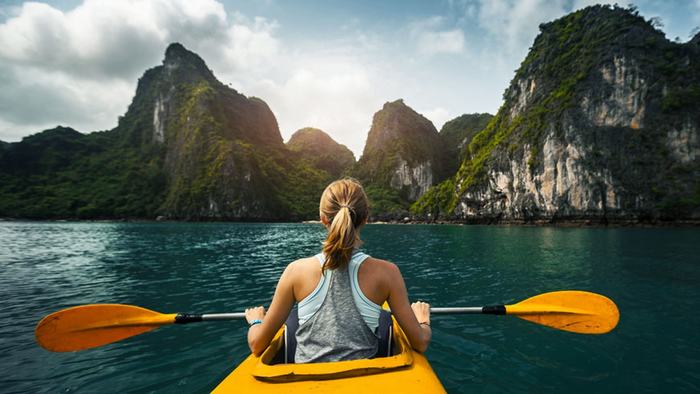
<box><xmin>319</xmin><ymin>179</ymin><xmax>369</xmax><ymax>272</ymax></box>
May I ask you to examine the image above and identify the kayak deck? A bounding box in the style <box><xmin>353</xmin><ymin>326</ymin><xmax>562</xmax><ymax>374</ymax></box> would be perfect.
<box><xmin>212</xmin><ymin>314</ymin><xmax>444</xmax><ymax>393</ymax></box>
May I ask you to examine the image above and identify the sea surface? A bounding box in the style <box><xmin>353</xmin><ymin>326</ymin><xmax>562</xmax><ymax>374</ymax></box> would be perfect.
<box><xmin>1</xmin><ymin>221</ymin><xmax>698</xmax><ymax>393</ymax></box>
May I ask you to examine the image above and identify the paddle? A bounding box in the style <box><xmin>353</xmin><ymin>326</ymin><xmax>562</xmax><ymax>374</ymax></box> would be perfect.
<box><xmin>35</xmin><ymin>290</ymin><xmax>618</xmax><ymax>352</ymax></box>
<box><xmin>430</xmin><ymin>290</ymin><xmax>619</xmax><ymax>334</ymax></box>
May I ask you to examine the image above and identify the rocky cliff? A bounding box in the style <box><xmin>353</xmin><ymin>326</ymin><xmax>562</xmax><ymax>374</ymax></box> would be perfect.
<box><xmin>286</xmin><ymin>127</ymin><xmax>355</xmax><ymax>178</ymax></box>
<box><xmin>353</xmin><ymin>99</ymin><xmax>447</xmax><ymax>217</ymax></box>
<box><xmin>413</xmin><ymin>5</ymin><xmax>700</xmax><ymax>223</ymax></box>
<box><xmin>0</xmin><ymin>43</ymin><xmax>329</xmax><ymax>220</ymax></box>
<box><xmin>440</xmin><ymin>113</ymin><xmax>493</xmax><ymax>174</ymax></box>
<box><xmin>128</xmin><ymin>43</ymin><xmax>295</xmax><ymax>219</ymax></box>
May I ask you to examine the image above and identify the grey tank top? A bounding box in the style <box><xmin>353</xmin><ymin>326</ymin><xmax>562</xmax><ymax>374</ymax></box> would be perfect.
<box><xmin>294</xmin><ymin>258</ymin><xmax>380</xmax><ymax>363</ymax></box>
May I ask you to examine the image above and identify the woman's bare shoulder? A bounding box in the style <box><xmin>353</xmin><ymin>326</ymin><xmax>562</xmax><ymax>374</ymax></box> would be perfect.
<box><xmin>287</xmin><ymin>256</ymin><xmax>321</xmax><ymax>275</ymax></box>
<box><xmin>363</xmin><ymin>257</ymin><xmax>400</xmax><ymax>275</ymax></box>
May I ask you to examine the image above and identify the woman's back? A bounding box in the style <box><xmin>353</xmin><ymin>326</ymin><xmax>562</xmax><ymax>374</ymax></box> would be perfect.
<box><xmin>291</xmin><ymin>254</ymin><xmax>391</xmax><ymax>314</ymax></box>
<box><xmin>294</xmin><ymin>251</ymin><xmax>380</xmax><ymax>362</ymax></box>
<box><xmin>243</xmin><ymin>178</ymin><xmax>431</xmax><ymax>361</ymax></box>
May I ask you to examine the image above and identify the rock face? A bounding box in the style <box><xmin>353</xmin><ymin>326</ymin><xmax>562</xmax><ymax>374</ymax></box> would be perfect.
<box><xmin>286</xmin><ymin>127</ymin><xmax>355</xmax><ymax>178</ymax></box>
<box><xmin>0</xmin><ymin>43</ymin><xmax>328</xmax><ymax>220</ymax></box>
<box><xmin>413</xmin><ymin>5</ymin><xmax>700</xmax><ymax>222</ymax></box>
<box><xmin>353</xmin><ymin>100</ymin><xmax>447</xmax><ymax>217</ymax></box>
<box><xmin>439</xmin><ymin>113</ymin><xmax>494</xmax><ymax>174</ymax></box>
<box><xmin>119</xmin><ymin>43</ymin><xmax>293</xmax><ymax>219</ymax></box>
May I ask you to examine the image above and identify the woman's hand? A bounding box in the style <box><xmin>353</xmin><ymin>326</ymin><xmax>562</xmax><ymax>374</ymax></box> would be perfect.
<box><xmin>411</xmin><ymin>301</ymin><xmax>430</xmax><ymax>325</ymax></box>
<box><xmin>245</xmin><ymin>306</ymin><xmax>266</xmax><ymax>325</ymax></box>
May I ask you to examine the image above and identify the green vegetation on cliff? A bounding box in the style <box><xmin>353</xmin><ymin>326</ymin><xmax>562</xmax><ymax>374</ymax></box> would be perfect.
<box><xmin>287</xmin><ymin>127</ymin><xmax>355</xmax><ymax>178</ymax></box>
<box><xmin>3</xmin><ymin>8</ymin><xmax>699</xmax><ymax>223</ymax></box>
<box><xmin>440</xmin><ymin>113</ymin><xmax>493</xmax><ymax>174</ymax></box>
<box><xmin>0</xmin><ymin>43</ymin><xmax>346</xmax><ymax>221</ymax></box>
<box><xmin>352</xmin><ymin>99</ymin><xmax>447</xmax><ymax>218</ymax></box>
<box><xmin>0</xmin><ymin>127</ymin><xmax>165</xmax><ymax>218</ymax></box>
<box><xmin>413</xmin><ymin>5</ymin><xmax>700</xmax><ymax>221</ymax></box>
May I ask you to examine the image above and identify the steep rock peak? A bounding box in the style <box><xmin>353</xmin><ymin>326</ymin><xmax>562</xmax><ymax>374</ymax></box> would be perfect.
<box><xmin>287</xmin><ymin>127</ymin><xmax>355</xmax><ymax>177</ymax></box>
<box><xmin>287</xmin><ymin>127</ymin><xmax>349</xmax><ymax>154</ymax></box>
<box><xmin>364</xmin><ymin>99</ymin><xmax>438</xmax><ymax>156</ymax></box>
<box><xmin>505</xmin><ymin>4</ymin><xmax>673</xmax><ymax>122</ymax></box>
<box><xmin>517</xmin><ymin>5</ymin><xmax>665</xmax><ymax>81</ymax></box>
<box><xmin>162</xmin><ymin>42</ymin><xmax>216</xmax><ymax>83</ymax></box>
<box><xmin>164</xmin><ymin>43</ymin><xmax>208</xmax><ymax>70</ymax></box>
<box><xmin>354</xmin><ymin>99</ymin><xmax>447</xmax><ymax>209</ymax></box>
<box><xmin>537</xmin><ymin>4</ymin><xmax>659</xmax><ymax>40</ymax></box>
<box><xmin>382</xmin><ymin>98</ymin><xmax>406</xmax><ymax>110</ymax></box>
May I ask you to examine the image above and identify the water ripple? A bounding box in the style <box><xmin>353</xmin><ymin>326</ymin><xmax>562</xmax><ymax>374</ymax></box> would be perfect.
<box><xmin>1</xmin><ymin>222</ymin><xmax>699</xmax><ymax>392</ymax></box>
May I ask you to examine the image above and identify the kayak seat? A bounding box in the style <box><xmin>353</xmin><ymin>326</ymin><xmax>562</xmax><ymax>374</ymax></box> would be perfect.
<box><xmin>280</xmin><ymin>307</ymin><xmax>393</xmax><ymax>364</ymax></box>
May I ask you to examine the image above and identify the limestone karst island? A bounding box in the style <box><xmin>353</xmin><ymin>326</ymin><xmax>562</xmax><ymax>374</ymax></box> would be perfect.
<box><xmin>0</xmin><ymin>5</ymin><xmax>698</xmax><ymax>224</ymax></box>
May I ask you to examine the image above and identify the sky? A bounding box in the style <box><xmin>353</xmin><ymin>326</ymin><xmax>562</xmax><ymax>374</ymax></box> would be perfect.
<box><xmin>1</xmin><ymin>0</ymin><xmax>699</xmax><ymax>157</ymax></box>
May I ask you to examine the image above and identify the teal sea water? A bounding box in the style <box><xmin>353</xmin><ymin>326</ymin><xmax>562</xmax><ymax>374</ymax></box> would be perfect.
<box><xmin>1</xmin><ymin>221</ymin><xmax>699</xmax><ymax>393</ymax></box>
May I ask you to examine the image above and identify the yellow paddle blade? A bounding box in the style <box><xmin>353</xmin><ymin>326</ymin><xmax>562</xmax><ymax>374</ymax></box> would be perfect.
<box><xmin>35</xmin><ymin>304</ymin><xmax>177</xmax><ymax>352</ymax></box>
<box><xmin>505</xmin><ymin>291</ymin><xmax>619</xmax><ymax>334</ymax></box>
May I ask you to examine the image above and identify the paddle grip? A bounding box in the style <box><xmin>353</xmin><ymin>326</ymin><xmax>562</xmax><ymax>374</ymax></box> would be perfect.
<box><xmin>175</xmin><ymin>313</ymin><xmax>203</xmax><ymax>324</ymax></box>
<box><xmin>482</xmin><ymin>305</ymin><xmax>506</xmax><ymax>315</ymax></box>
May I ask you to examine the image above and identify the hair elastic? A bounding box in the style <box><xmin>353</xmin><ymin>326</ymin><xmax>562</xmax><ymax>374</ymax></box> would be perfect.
<box><xmin>339</xmin><ymin>205</ymin><xmax>356</xmax><ymax>216</ymax></box>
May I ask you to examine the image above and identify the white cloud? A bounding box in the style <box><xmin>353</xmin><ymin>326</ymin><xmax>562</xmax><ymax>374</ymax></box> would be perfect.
<box><xmin>0</xmin><ymin>62</ymin><xmax>133</xmax><ymax>133</ymax></box>
<box><xmin>0</xmin><ymin>0</ymin><xmax>400</xmax><ymax>158</ymax></box>
<box><xmin>410</xmin><ymin>16</ymin><xmax>465</xmax><ymax>56</ymax></box>
<box><xmin>476</xmin><ymin>0</ymin><xmax>567</xmax><ymax>56</ymax></box>
<box><xmin>216</xmin><ymin>13</ymin><xmax>279</xmax><ymax>72</ymax></box>
<box><xmin>0</xmin><ymin>0</ymin><xmax>383</xmax><ymax>158</ymax></box>
<box><xmin>417</xmin><ymin>29</ymin><xmax>465</xmax><ymax>55</ymax></box>
<box><xmin>243</xmin><ymin>49</ymin><xmax>384</xmax><ymax>157</ymax></box>
<box><xmin>0</xmin><ymin>0</ymin><xmax>279</xmax><ymax>141</ymax></box>
<box><xmin>0</xmin><ymin>0</ymin><xmax>229</xmax><ymax>79</ymax></box>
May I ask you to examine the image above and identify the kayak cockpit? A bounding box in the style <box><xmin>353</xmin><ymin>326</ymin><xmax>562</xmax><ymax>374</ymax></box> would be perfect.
<box><xmin>211</xmin><ymin>306</ymin><xmax>445</xmax><ymax>393</ymax></box>
<box><xmin>251</xmin><ymin>308</ymin><xmax>413</xmax><ymax>382</ymax></box>
<box><xmin>266</xmin><ymin>307</ymin><xmax>394</xmax><ymax>365</ymax></box>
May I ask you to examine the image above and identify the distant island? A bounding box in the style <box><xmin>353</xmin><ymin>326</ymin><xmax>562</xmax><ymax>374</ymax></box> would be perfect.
<box><xmin>0</xmin><ymin>5</ymin><xmax>698</xmax><ymax>225</ymax></box>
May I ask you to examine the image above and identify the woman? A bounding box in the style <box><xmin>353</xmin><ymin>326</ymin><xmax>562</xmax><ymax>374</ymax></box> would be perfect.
<box><xmin>244</xmin><ymin>178</ymin><xmax>431</xmax><ymax>362</ymax></box>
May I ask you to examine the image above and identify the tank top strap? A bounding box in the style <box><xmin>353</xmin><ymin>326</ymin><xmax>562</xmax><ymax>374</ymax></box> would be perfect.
<box><xmin>315</xmin><ymin>250</ymin><xmax>363</xmax><ymax>266</ymax></box>
<box><xmin>299</xmin><ymin>250</ymin><xmax>380</xmax><ymax>331</ymax></box>
<box><xmin>348</xmin><ymin>251</ymin><xmax>370</xmax><ymax>267</ymax></box>
<box><xmin>314</xmin><ymin>253</ymin><xmax>325</xmax><ymax>265</ymax></box>
<box><xmin>347</xmin><ymin>252</ymin><xmax>382</xmax><ymax>332</ymax></box>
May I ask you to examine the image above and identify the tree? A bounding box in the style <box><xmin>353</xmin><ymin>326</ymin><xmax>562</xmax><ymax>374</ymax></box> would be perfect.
<box><xmin>649</xmin><ymin>16</ymin><xmax>664</xmax><ymax>30</ymax></box>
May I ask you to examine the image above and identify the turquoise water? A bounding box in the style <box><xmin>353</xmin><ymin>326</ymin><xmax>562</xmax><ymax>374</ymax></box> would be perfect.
<box><xmin>1</xmin><ymin>222</ymin><xmax>699</xmax><ymax>393</ymax></box>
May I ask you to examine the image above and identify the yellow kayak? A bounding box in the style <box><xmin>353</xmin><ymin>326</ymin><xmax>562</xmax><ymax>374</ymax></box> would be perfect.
<box><xmin>212</xmin><ymin>312</ymin><xmax>445</xmax><ymax>393</ymax></box>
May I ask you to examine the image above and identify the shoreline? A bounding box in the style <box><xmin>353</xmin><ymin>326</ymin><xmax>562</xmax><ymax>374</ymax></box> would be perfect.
<box><xmin>2</xmin><ymin>217</ymin><xmax>699</xmax><ymax>227</ymax></box>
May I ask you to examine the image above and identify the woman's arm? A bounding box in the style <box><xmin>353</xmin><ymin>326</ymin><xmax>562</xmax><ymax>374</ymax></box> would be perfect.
<box><xmin>385</xmin><ymin>263</ymin><xmax>431</xmax><ymax>353</ymax></box>
<box><xmin>245</xmin><ymin>262</ymin><xmax>297</xmax><ymax>356</ymax></box>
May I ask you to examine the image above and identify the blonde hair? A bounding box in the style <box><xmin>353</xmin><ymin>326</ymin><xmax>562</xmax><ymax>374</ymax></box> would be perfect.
<box><xmin>320</xmin><ymin>178</ymin><xmax>369</xmax><ymax>272</ymax></box>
